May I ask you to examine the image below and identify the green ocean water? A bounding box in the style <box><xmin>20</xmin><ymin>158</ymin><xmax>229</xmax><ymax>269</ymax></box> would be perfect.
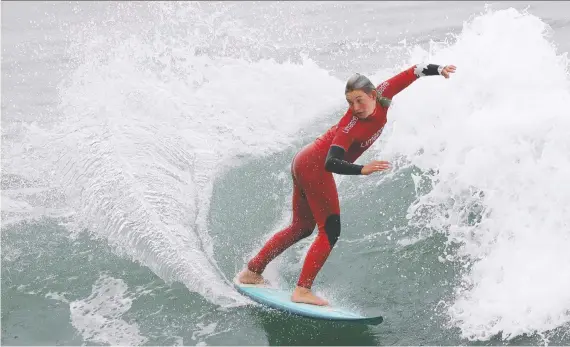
<box><xmin>3</xmin><ymin>1</ymin><xmax>570</xmax><ymax>346</ymax></box>
<box><xmin>3</xmin><ymin>145</ymin><xmax>570</xmax><ymax>345</ymax></box>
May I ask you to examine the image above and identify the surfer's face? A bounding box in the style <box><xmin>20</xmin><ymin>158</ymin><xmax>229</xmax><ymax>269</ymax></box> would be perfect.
<box><xmin>346</xmin><ymin>90</ymin><xmax>376</xmax><ymax>119</ymax></box>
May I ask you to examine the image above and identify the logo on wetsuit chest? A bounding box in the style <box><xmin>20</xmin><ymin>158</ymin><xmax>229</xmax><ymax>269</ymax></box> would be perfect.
<box><xmin>377</xmin><ymin>81</ymin><xmax>389</xmax><ymax>96</ymax></box>
<box><xmin>343</xmin><ymin>116</ymin><xmax>358</xmax><ymax>134</ymax></box>
<box><xmin>360</xmin><ymin>126</ymin><xmax>384</xmax><ymax>148</ymax></box>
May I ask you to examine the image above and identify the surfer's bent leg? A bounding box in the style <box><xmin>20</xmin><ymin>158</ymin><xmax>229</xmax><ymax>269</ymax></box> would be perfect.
<box><xmin>247</xmin><ymin>174</ymin><xmax>316</xmax><ymax>274</ymax></box>
<box><xmin>296</xmin><ymin>172</ymin><xmax>341</xmax><ymax>289</ymax></box>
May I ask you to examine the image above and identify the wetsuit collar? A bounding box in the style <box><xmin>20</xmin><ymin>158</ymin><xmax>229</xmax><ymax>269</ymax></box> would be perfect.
<box><xmin>362</xmin><ymin>102</ymin><xmax>380</xmax><ymax>121</ymax></box>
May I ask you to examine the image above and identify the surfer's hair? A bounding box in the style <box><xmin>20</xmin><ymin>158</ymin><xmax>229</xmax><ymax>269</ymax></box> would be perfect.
<box><xmin>345</xmin><ymin>73</ymin><xmax>391</xmax><ymax>107</ymax></box>
<box><xmin>345</xmin><ymin>73</ymin><xmax>375</xmax><ymax>95</ymax></box>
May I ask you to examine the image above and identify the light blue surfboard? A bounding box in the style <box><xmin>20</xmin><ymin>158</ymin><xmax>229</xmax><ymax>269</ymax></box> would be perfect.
<box><xmin>234</xmin><ymin>280</ymin><xmax>383</xmax><ymax>325</ymax></box>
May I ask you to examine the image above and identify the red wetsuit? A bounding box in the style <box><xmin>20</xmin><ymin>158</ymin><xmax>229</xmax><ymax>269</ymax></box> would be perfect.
<box><xmin>248</xmin><ymin>65</ymin><xmax>439</xmax><ymax>288</ymax></box>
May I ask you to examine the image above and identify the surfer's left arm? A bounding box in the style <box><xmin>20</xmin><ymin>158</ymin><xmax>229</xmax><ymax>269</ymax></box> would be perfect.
<box><xmin>377</xmin><ymin>64</ymin><xmax>456</xmax><ymax>99</ymax></box>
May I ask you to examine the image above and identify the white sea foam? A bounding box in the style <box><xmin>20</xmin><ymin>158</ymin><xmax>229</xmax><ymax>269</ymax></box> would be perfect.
<box><xmin>370</xmin><ymin>8</ymin><xmax>570</xmax><ymax>341</ymax></box>
<box><xmin>34</xmin><ymin>3</ymin><xmax>344</xmax><ymax>307</ymax></box>
<box><xmin>69</xmin><ymin>274</ymin><xmax>147</xmax><ymax>346</ymax></box>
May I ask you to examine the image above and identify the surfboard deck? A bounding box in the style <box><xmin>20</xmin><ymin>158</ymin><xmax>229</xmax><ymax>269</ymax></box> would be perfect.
<box><xmin>233</xmin><ymin>279</ymin><xmax>383</xmax><ymax>325</ymax></box>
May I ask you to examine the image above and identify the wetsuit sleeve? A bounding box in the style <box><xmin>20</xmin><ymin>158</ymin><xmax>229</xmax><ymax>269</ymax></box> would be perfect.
<box><xmin>325</xmin><ymin>145</ymin><xmax>364</xmax><ymax>175</ymax></box>
<box><xmin>324</xmin><ymin>116</ymin><xmax>364</xmax><ymax>175</ymax></box>
<box><xmin>377</xmin><ymin>64</ymin><xmax>443</xmax><ymax>99</ymax></box>
<box><xmin>330</xmin><ymin>126</ymin><xmax>353</xmax><ymax>151</ymax></box>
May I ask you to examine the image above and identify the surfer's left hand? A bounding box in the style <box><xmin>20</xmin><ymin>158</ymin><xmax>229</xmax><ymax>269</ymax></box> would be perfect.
<box><xmin>441</xmin><ymin>65</ymin><xmax>456</xmax><ymax>79</ymax></box>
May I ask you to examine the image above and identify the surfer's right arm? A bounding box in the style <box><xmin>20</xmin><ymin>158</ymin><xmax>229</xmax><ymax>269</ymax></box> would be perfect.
<box><xmin>325</xmin><ymin>145</ymin><xmax>364</xmax><ymax>175</ymax></box>
<box><xmin>325</xmin><ymin>145</ymin><xmax>390</xmax><ymax>175</ymax></box>
<box><xmin>325</xmin><ymin>123</ymin><xmax>391</xmax><ymax>176</ymax></box>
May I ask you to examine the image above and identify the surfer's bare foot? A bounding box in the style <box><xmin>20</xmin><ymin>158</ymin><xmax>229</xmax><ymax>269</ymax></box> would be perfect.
<box><xmin>291</xmin><ymin>286</ymin><xmax>329</xmax><ymax>306</ymax></box>
<box><xmin>237</xmin><ymin>269</ymin><xmax>266</xmax><ymax>285</ymax></box>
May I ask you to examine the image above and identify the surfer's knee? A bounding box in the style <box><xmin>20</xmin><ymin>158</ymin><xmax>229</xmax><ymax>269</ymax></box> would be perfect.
<box><xmin>289</xmin><ymin>218</ymin><xmax>316</xmax><ymax>240</ymax></box>
<box><xmin>324</xmin><ymin>214</ymin><xmax>341</xmax><ymax>247</ymax></box>
<box><xmin>300</xmin><ymin>228</ymin><xmax>314</xmax><ymax>239</ymax></box>
<box><xmin>297</xmin><ymin>223</ymin><xmax>316</xmax><ymax>240</ymax></box>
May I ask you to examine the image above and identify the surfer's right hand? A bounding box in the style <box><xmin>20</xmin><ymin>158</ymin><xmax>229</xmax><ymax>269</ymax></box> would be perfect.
<box><xmin>361</xmin><ymin>160</ymin><xmax>391</xmax><ymax>175</ymax></box>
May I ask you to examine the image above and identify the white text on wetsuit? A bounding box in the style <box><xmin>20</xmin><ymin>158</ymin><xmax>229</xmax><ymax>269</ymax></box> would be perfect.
<box><xmin>361</xmin><ymin>126</ymin><xmax>384</xmax><ymax>148</ymax></box>
<box><xmin>343</xmin><ymin>116</ymin><xmax>358</xmax><ymax>134</ymax></box>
